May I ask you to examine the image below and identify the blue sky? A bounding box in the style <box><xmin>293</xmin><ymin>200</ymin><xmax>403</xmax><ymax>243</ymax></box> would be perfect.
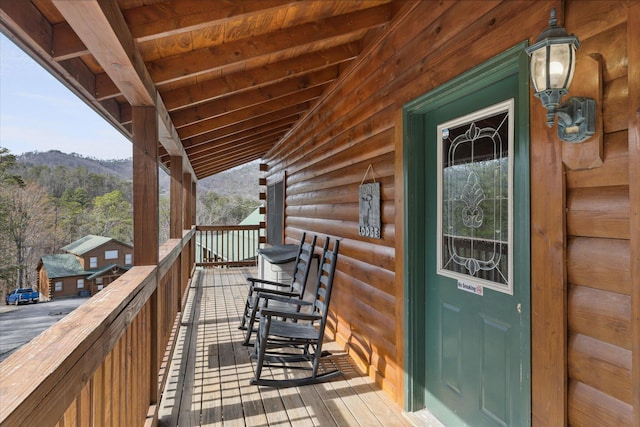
<box><xmin>0</xmin><ymin>33</ymin><xmax>131</xmax><ymax>160</ymax></box>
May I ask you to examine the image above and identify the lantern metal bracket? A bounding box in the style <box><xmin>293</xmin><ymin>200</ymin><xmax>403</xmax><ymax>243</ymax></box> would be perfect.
<box><xmin>554</xmin><ymin>96</ymin><xmax>596</xmax><ymax>143</ymax></box>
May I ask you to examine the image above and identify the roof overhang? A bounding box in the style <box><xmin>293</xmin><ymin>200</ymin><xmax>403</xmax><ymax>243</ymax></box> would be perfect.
<box><xmin>1</xmin><ymin>0</ymin><xmax>395</xmax><ymax>179</ymax></box>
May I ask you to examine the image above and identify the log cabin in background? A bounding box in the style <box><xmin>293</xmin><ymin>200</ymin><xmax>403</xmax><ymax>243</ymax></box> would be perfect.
<box><xmin>0</xmin><ymin>1</ymin><xmax>638</xmax><ymax>426</ymax></box>
<box><xmin>37</xmin><ymin>235</ymin><xmax>134</xmax><ymax>299</ymax></box>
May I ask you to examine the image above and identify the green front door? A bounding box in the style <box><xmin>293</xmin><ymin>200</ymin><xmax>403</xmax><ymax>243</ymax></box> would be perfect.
<box><xmin>404</xmin><ymin>43</ymin><xmax>530</xmax><ymax>426</ymax></box>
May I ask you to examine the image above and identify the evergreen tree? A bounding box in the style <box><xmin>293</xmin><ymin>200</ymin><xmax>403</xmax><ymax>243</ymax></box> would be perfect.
<box><xmin>89</xmin><ymin>190</ymin><xmax>133</xmax><ymax>244</ymax></box>
<box><xmin>0</xmin><ymin>147</ymin><xmax>25</xmax><ymax>187</ymax></box>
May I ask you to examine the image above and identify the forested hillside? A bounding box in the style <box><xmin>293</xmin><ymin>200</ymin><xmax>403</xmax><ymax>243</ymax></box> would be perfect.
<box><xmin>16</xmin><ymin>150</ymin><xmax>261</xmax><ymax>198</ymax></box>
<box><xmin>1</xmin><ymin>148</ymin><xmax>261</xmax><ymax>297</ymax></box>
<box><xmin>18</xmin><ymin>151</ymin><xmax>132</xmax><ymax>180</ymax></box>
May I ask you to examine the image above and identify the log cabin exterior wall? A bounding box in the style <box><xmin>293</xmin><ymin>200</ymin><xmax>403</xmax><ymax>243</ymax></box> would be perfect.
<box><xmin>262</xmin><ymin>0</ymin><xmax>639</xmax><ymax>425</ymax></box>
<box><xmin>564</xmin><ymin>2</ymin><xmax>636</xmax><ymax>425</ymax></box>
<box><xmin>74</xmin><ymin>241</ymin><xmax>134</xmax><ymax>271</ymax></box>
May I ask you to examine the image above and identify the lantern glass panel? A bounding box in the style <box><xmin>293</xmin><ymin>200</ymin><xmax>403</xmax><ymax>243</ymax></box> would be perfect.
<box><xmin>529</xmin><ymin>47</ymin><xmax>548</xmax><ymax>92</ymax></box>
<box><xmin>548</xmin><ymin>43</ymin><xmax>574</xmax><ymax>89</ymax></box>
<box><xmin>529</xmin><ymin>43</ymin><xmax>576</xmax><ymax>93</ymax></box>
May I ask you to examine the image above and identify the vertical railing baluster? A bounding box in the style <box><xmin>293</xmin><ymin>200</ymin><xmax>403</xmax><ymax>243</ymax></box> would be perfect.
<box><xmin>194</xmin><ymin>225</ymin><xmax>261</xmax><ymax>268</ymax></box>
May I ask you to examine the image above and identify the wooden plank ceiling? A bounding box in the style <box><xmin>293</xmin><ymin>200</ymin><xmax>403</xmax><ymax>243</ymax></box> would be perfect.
<box><xmin>0</xmin><ymin>0</ymin><xmax>394</xmax><ymax>179</ymax></box>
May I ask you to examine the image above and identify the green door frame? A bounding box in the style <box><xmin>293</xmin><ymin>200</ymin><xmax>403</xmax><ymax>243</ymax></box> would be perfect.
<box><xmin>402</xmin><ymin>41</ymin><xmax>531</xmax><ymax>413</ymax></box>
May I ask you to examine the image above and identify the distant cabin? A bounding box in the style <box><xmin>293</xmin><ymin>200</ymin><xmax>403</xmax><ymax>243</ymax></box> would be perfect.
<box><xmin>37</xmin><ymin>235</ymin><xmax>133</xmax><ymax>300</ymax></box>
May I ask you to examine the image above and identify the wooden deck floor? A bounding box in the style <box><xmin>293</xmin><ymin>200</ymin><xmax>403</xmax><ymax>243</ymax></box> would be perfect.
<box><xmin>157</xmin><ymin>267</ymin><xmax>415</xmax><ymax>427</ymax></box>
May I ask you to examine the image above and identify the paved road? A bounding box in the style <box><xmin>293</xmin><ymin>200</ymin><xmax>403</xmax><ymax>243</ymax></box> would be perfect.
<box><xmin>0</xmin><ymin>297</ymin><xmax>89</xmax><ymax>363</ymax></box>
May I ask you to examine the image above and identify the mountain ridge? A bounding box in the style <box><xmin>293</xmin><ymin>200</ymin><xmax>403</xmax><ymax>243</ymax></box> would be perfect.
<box><xmin>15</xmin><ymin>150</ymin><xmax>261</xmax><ymax>199</ymax></box>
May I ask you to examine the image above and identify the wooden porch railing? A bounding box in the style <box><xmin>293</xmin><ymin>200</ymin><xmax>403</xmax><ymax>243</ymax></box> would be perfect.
<box><xmin>195</xmin><ymin>225</ymin><xmax>263</xmax><ymax>268</ymax></box>
<box><xmin>0</xmin><ymin>228</ymin><xmax>196</xmax><ymax>427</ymax></box>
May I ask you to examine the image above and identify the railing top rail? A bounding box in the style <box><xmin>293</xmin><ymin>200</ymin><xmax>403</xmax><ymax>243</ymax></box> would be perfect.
<box><xmin>196</xmin><ymin>224</ymin><xmax>260</xmax><ymax>231</ymax></box>
<box><xmin>0</xmin><ymin>231</ymin><xmax>194</xmax><ymax>427</ymax></box>
<box><xmin>0</xmin><ymin>265</ymin><xmax>156</xmax><ymax>426</ymax></box>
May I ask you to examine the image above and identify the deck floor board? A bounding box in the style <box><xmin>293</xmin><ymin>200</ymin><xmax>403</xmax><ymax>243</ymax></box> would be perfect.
<box><xmin>159</xmin><ymin>267</ymin><xmax>413</xmax><ymax>426</ymax></box>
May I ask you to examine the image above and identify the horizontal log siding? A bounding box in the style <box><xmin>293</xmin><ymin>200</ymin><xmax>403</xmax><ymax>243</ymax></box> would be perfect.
<box><xmin>565</xmin><ymin>1</ymin><xmax>634</xmax><ymax>425</ymax></box>
<box><xmin>264</xmin><ymin>0</ymin><xmax>558</xmax><ymax>403</ymax></box>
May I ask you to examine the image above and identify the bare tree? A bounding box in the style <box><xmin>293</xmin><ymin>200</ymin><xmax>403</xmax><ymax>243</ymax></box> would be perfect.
<box><xmin>0</xmin><ymin>182</ymin><xmax>54</xmax><ymax>291</ymax></box>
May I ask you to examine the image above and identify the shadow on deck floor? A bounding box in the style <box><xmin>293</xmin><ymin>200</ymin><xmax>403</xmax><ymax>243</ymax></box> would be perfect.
<box><xmin>157</xmin><ymin>267</ymin><xmax>417</xmax><ymax>427</ymax></box>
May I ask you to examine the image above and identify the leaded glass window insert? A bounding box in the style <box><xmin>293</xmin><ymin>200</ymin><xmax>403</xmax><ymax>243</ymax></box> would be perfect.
<box><xmin>437</xmin><ymin>100</ymin><xmax>514</xmax><ymax>294</ymax></box>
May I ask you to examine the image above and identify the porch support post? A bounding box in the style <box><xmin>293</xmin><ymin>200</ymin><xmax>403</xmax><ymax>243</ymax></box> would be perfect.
<box><xmin>133</xmin><ymin>106</ymin><xmax>159</xmax><ymax>265</ymax></box>
<box><xmin>191</xmin><ymin>180</ymin><xmax>197</xmax><ymax>226</ymax></box>
<box><xmin>530</xmin><ymin>70</ymin><xmax>567</xmax><ymax>424</ymax></box>
<box><xmin>132</xmin><ymin>105</ymin><xmax>160</xmax><ymax>408</ymax></box>
<box><xmin>183</xmin><ymin>172</ymin><xmax>194</xmax><ymax>272</ymax></box>
<box><xmin>183</xmin><ymin>173</ymin><xmax>193</xmax><ymax>229</ymax></box>
<box><xmin>170</xmin><ymin>156</ymin><xmax>183</xmax><ymax>309</ymax></box>
<box><xmin>191</xmin><ymin>180</ymin><xmax>197</xmax><ymax>266</ymax></box>
<box><xmin>170</xmin><ymin>156</ymin><xmax>183</xmax><ymax>239</ymax></box>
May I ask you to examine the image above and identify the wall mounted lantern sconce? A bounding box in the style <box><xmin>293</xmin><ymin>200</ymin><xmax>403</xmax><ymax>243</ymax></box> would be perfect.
<box><xmin>525</xmin><ymin>8</ymin><xmax>595</xmax><ymax>143</ymax></box>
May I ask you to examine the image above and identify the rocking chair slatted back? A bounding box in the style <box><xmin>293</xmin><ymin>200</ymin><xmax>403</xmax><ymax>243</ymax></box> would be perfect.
<box><xmin>291</xmin><ymin>238</ymin><xmax>316</xmax><ymax>297</ymax></box>
<box><xmin>250</xmin><ymin>237</ymin><xmax>341</xmax><ymax>387</ymax></box>
<box><xmin>311</xmin><ymin>239</ymin><xmax>339</xmax><ymax>336</ymax></box>
<box><xmin>239</xmin><ymin>233</ymin><xmax>317</xmax><ymax>343</ymax></box>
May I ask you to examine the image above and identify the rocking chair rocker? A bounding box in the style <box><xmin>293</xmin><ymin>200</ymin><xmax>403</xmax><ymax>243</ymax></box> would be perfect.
<box><xmin>250</xmin><ymin>238</ymin><xmax>340</xmax><ymax>387</ymax></box>
<box><xmin>239</xmin><ymin>232</ymin><xmax>317</xmax><ymax>346</ymax></box>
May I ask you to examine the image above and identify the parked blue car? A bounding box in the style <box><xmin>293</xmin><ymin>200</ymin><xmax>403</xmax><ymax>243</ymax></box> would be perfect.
<box><xmin>5</xmin><ymin>288</ymin><xmax>39</xmax><ymax>305</ymax></box>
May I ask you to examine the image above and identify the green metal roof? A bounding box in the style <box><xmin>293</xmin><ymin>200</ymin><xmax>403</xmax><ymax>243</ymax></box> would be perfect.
<box><xmin>61</xmin><ymin>235</ymin><xmax>112</xmax><ymax>255</ymax></box>
<box><xmin>86</xmin><ymin>264</ymin><xmax>131</xmax><ymax>280</ymax></box>
<box><xmin>239</xmin><ymin>207</ymin><xmax>263</xmax><ymax>225</ymax></box>
<box><xmin>61</xmin><ymin>235</ymin><xmax>132</xmax><ymax>255</ymax></box>
<box><xmin>40</xmin><ymin>254</ymin><xmax>86</xmax><ymax>279</ymax></box>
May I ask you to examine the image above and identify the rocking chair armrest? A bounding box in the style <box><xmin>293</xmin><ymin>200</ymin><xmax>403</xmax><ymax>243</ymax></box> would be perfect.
<box><xmin>260</xmin><ymin>308</ymin><xmax>321</xmax><ymax>322</ymax></box>
<box><xmin>253</xmin><ymin>287</ymin><xmax>298</xmax><ymax>298</ymax></box>
<box><xmin>259</xmin><ymin>293</ymin><xmax>313</xmax><ymax>306</ymax></box>
<box><xmin>247</xmin><ymin>277</ymin><xmax>291</xmax><ymax>288</ymax></box>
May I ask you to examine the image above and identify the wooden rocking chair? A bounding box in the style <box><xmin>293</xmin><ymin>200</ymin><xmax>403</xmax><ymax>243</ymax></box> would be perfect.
<box><xmin>239</xmin><ymin>233</ymin><xmax>317</xmax><ymax>346</ymax></box>
<box><xmin>250</xmin><ymin>238</ymin><xmax>340</xmax><ymax>387</ymax></box>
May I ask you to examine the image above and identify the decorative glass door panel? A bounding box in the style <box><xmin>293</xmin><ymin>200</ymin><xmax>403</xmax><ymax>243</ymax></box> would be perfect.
<box><xmin>437</xmin><ymin>100</ymin><xmax>514</xmax><ymax>294</ymax></box>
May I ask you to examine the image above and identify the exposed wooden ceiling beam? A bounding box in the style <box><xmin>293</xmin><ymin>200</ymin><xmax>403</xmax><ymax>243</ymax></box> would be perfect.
<box><xmin>189</xmin><ymin>138</ymin><xmax>284</xmax><ymax>172</ymax></box>
<box><xmin>47</xmin><ymin>0</ymin><xmax>295</xmax><ymax>59</ymax></box>
<box><xmin>160</xmin><ymin>115</ymin><xmax>295</xmax><ymax>163</ymax></box>
<box><xmin>180</xmin><ymin>104</ymin><xmax>308</xmax><ymax>149</ymax></box>
<box><xmin>191</xmin><ymin>141</ymin><xmax>280</xmax><ymax>173</ymax></box>
<box><xmin>194</xmin><ymin>148</ymin><xmax>273</xmax><ymax>175</ymax></box>
<box><xmin>161</xmin><ymin>43</ymin><xmax>359</xmax><ymax>112</ymax></box>
<box><xmin>171</xmin><ymin>67</ymin><xmax>338</xmax><ymax>128</ymax></box>
<box><xmin>194</xmin><ymin>152</ymin><xmax>264</xmax><ymax>178</ymax></box>
<box><xmin>185</xmin><ymin>123</ymin><xmax>293</xmax><ymax>159</ymax></box>
<box><xmin>95</xmin><ymin>73</ymin><xmax>121</xmax><ymax>101</ymax></box>
<box><xmin>123</xmin><ymin>0</ymin><xmax>294</xmax><ymax>42</ymax></box>
<box><xmin>182</xmin><ymin>115</ymin><xmax>300</xmax><ymax>155</ymax></box>
<box><xmin>94</xmin><ymin>42</ymin><xmax>357</xmax><ymax>105</ymax></box>
<box><xmin>1</xmin><ymin>0</ymin><xmax>53</xmax><ymax>58</ymax></box>
<box><xmin>51</xmin><ymin>22</ymin><xmax>88</xmax><ymax>61</ymax></box>
<box><xmin>51</xmin><ymin>0</ymin><xmax>154</xmax><ymax>105</ymax></box>
<box><xmin>147</xmin><ymin>5</ymin><xmax>390</xmax><ymax>85</ymax></box>
<box><xmin>51</xmin><ymin>0</ymin><xmax>195</xmax><ymax>179</ymax></box>
<box><xmin>177</xmin><ymin>85</ymin><xmax>325</xmax><ymax>140</ymax></box>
